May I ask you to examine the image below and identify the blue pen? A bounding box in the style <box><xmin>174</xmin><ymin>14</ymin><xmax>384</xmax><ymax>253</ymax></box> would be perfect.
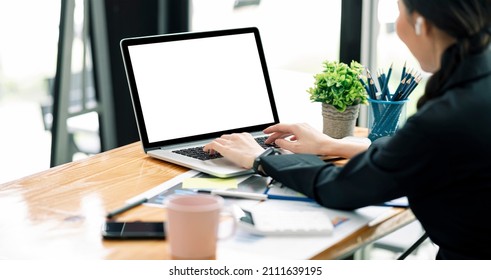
<box><xmin>376</xmin><ymin>202</ymin><xmax>410</xmax><ymax>208</ymax></box>
<box><xmin>263</xmin><ymin>182</ymin><xmax>314</xmax><ymax>202</ymax></box>
<box><xmin>267</xmin><ymin>194</ymin><xmax>314</xmax><ymax>202</ymax></box>
<box><xmin>197</xmin><ymin>189</ymin><xmax>314</xmax><ymax>202</ymax></box>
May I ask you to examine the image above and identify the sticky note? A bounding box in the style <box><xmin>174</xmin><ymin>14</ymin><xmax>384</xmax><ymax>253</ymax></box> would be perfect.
<box><xmin>182</xmin><ymin>177</ymin><xmax>238</xmax><ymax>190</ymax></box>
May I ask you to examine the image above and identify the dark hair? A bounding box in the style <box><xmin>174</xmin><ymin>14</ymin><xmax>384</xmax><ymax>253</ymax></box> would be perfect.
<box><xmin>402</xmin><ymin>0</ymin><xmax>491</xmax><ymax>109</ymax></box>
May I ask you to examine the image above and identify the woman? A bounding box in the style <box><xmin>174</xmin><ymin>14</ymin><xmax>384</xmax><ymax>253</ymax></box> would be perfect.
<box><xmin>204</xmin><ymin>0</ymin><xmax>491</xmax><ymax>259</ymax></box>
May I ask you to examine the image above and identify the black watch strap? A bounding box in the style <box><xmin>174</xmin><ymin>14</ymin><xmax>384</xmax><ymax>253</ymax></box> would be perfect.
<box><xmin>252</xmin><ymin>147</ymin><xmax>279</xmax><ymax>176</ymax></box>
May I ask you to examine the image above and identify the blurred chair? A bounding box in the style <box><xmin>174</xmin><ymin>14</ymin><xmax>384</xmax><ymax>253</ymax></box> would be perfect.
<box><xmin>41</xmin><ymin>73</ymin><xmax>100</xmax><ymax>160</ymax></box>
<box><xmin>371</xmin><ymin>220</ymin><xmax>436</xmax><ymax>259</ymax></box>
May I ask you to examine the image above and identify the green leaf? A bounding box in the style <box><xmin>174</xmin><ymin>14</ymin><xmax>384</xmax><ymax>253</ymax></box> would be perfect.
<box><xmin>307</xmin><ymin>60</ymin><xmax>368</xmax><ymax>112</ymax></box>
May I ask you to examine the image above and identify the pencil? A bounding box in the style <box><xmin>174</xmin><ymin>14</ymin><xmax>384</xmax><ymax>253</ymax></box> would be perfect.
<box><xmin>358</xmin><ymin>75</ymin><xmax>370</xmax><ymax>96</ymax></box>
<box><xmin>366</xmin><ymin>70</ymin><xmax>379</xmax><ymax>99</ymax></box>
<box><xmin>385</xmin><ymin>63</ymin><xmax>393</xmax><ymax>85</ymax></box>
<box><xmin>401</xmin><ymin>75</ymin><xmax>421</xmax><ymax>100</ymax></box>
<box><xmin>391</xmin><ymin>77</ymin><xmax>406</xmax><ymax>101</ymax></box>
<box><xmin>377</xmin><ymin>70</ymin><xmax>385</xmax><ymax>98</ymax></box>
<box><xmin>382</xmin><ymin>63</ymin><xmax>393</xmax><ymax>100</ymax></box>
<box><xmin>401</xmin><ymin>61</ymin><xmax>407</xmax><ymax>81</ymax></box>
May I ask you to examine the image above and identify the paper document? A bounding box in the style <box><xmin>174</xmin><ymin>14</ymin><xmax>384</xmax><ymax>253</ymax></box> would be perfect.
<box><xmin>128</xmin><ymin>170</ymin><xmax>389</xmax><ymax>260</ymax></box>
<box><xmin>182</xmin><ymin>177</ymin><xmax>238</xmax><ymax>190</ymax></box>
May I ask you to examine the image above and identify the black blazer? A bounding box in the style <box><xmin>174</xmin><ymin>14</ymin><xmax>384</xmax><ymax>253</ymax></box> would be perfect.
<box><xmin>261</xmin><ymin>48</ymin><xmax>491</xmax><ymax>259</ymax></box>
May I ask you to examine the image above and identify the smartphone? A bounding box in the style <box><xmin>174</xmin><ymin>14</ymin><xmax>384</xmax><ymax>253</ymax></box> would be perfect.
<box><xmin>101</xmin><ymin>221</ymin><xmax>166</xmax><ymax>240</ymax></box>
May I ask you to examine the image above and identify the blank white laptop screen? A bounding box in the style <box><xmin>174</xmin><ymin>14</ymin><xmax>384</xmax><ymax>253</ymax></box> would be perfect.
<box><xmin>127</xmin><ymin>32</ymin><xmax>275</xmax><ymax>144</ymax></box>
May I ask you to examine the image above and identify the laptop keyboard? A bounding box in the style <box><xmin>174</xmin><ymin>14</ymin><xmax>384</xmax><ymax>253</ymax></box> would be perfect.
<box><xmin>172</xmin><ymin>136</ymin><xmax>276</xmax><ymax>161</ymax></box>
<box><xmin>173</xmin><ymin>146</ymin><xmax>223</xmax><ymax>160</ymax></box>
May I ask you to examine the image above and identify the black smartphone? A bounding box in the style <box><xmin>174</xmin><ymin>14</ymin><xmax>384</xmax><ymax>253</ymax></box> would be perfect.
<box><xmin>101</xmin><ymin>221</ymin><xmax>166</xmax><ymax>240</ymax></box>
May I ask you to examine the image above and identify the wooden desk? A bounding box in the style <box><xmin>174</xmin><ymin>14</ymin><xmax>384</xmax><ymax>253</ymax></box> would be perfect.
<box><xmin>0</xmin><ymin>137</ymin><xmax>415</xmax><ymax>260</ymax></box>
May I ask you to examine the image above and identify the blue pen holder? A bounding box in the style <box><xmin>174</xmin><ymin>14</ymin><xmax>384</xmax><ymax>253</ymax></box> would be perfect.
<box><xmin>368</xmin><ymin>98</ymin><xmax>408</xmax><ymax>141</ymax></box>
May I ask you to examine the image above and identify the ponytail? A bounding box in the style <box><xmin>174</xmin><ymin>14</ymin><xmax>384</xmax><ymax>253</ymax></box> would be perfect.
<box><xmin>418</xmin><ymin>27</ymin><xmax>491</xmax><ymax>109</ymax></box>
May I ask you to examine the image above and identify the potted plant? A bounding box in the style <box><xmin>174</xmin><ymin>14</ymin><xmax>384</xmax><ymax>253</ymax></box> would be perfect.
<box><xmin>307</xmin><ymin>60</ymin><xmax>368</xmax><ymax>138</ymax></box>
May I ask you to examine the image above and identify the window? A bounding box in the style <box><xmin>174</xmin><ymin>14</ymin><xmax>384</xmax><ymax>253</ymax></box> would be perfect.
<box><xmin>191</xmin><ymin>0</ymin><xmax>342</xmax><ymax>74</ymax></box>
<box><xmin>375</xmin><ymin>0</ymin><xmax>428</xmax><ymax>116</ymax></box>
<box><xmin>190</xmin><ymin>0</ymin><xmax>343</xmax><ymax>127</ymax></box>
<box><xmin>0</xmin><ymin>1</ymin><xmax>60</xmax><ymax>183</ymax></box>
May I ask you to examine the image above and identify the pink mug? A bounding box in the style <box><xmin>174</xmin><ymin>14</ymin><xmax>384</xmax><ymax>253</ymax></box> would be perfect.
<box><xmin>165</xmin><ymin>194</ymin><xmax>234</xmax><ymax>260</ymax></box>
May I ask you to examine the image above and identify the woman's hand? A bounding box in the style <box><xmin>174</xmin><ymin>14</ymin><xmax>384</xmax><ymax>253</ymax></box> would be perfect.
<box><xmin>203</xmin><ymin>133</ymin><xmax>265</xmax><ymax>169</ymax></box>
<box><xmin>264</xmin><ymin>123</ymin><xmax>370</xmax><ymax>158</ymax></box>
<box><xmin>263</xmin><ymin>123</ymin><xmax>334</xmax><ymax>155</ymax></box>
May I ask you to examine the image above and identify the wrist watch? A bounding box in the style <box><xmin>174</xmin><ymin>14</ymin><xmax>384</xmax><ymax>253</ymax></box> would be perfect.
<box><xmin>252</xmin><ymin>147</ymin><xmax>279</xmax><ymax>176</ymax></box>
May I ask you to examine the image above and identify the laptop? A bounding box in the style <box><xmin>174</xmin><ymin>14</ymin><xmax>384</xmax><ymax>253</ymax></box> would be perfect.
<box><xmin>120</xmin><ymin>27</ymin><xmax>280</xmax><ymax>178</ymax></box>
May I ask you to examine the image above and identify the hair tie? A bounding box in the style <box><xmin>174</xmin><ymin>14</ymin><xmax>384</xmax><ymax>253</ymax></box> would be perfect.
<box><xmin>459</xmin><ymin>26</ymin><xmax>491</xmax><ymax>42</ymax></box>
<box><xmin>474</xmin><ymin>26</ymin><xmax>491</xmax><ymax>38</ymax></box>
<box><xmin>456</xmin><ymin>25</ymin><xmax>491</xmax><ymax>55</ymax></box>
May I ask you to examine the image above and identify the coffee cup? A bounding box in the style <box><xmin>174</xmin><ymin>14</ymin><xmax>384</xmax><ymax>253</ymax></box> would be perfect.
<box><xmin>165</xmin><ymin>194</ymin><xmax>234</xmax><ymax>260</ymax></box>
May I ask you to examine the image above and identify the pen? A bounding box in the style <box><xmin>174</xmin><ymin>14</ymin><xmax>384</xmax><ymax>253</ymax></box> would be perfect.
<box><xmin>266</xmin><ymin>194</ymin><xmax>314</xmax><ymax>202</ymax></box>
<box><xmin>197</xmin><ymin>189</ymin><xmax>314</xmax><ymax>202</ymax></box>
<box><xmin>106</xmin><ymin>197</ymin><xmax>148</xmax><ymax>219</ymax></box>
<box><xmin>197</xmin><ymin>189</ymin><xmax>267</xmax><ymax>200</ymax></box>
<box><xmin>376</xmin><ymin>202</ymin><xmax>410</xmax><ymax>208</ymax></box>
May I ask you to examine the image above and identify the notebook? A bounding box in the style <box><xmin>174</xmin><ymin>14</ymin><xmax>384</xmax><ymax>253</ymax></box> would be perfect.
<box><xmin>120</xmin><ymin>27</ymin><xmax>280</xmax><ymax>178</ymax></box>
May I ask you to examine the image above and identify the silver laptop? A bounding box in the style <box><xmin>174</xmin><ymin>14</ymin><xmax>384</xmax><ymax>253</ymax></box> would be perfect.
<box><xmin>120</xmin><ymin>27</ymin><xmax>280</xmax><ymax>178</ymax></box>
